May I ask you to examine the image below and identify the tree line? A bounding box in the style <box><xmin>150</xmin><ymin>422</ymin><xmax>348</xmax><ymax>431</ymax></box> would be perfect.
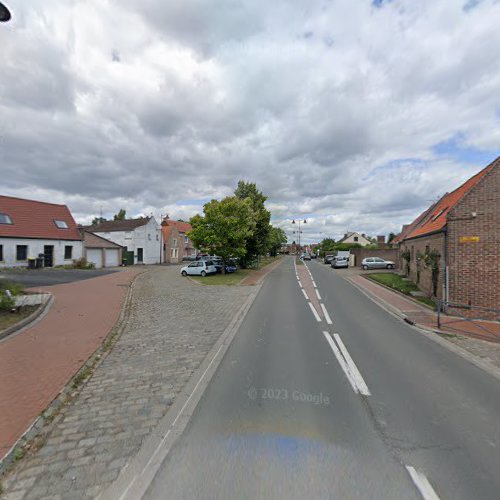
<box><xmin>188</xmin><ymin>181</ymin><xmax>287</xmax><ymax>271</ymax></box>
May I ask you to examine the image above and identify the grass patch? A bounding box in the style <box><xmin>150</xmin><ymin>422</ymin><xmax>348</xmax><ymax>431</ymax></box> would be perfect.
<box><xmin>0</xmin><ymin>280</ymin><xmax>25</xmax><ymax>296</ymax></box>
<box><xmin>367</xmin><ymin>273</ymin><xmax>437</xmax><ymax>310</ymax></box>
<box><xmin>0</xmin><ymin>305</ymin><xmax>39</xmax><ymax>332</ymax></box>
<box><xmin>71</xmin><ymin>365</ymin><xmax>93</xmax><ymax>389</ymax></box>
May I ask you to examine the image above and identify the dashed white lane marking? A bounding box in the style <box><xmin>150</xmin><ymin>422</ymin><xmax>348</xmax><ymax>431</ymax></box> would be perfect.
<box><xmin>315</xmin><ymin>289</ymin><xmax>322</xmax><ymax>300</ymax></box>
<box><xmin>322</xmin><ymin>332</ymin><xmax>359</xmax><ymax>394</ymax></box>
<box><xmin>312</xmin><ymin>281</ymin><xmax>317</xmax><ymax>288</ymax></box>
<box><xmin>302</xmin><ymin>289</ymin><xmax>309</xmax><ymax>300</ymax></box>
<box><xmin>333</xmin><ymin>334</ymin><xmax>370</xmax><ymax>396</ymax></box>
<box><xmin>298</xmin><ymin>280</ymin><xmax>303</xmax><ymax>288</ymax></box>
<box><xmin>320</xmin><ymin>303</ymin><xmax>333</xmax><ymax>325</ymax></box>
<box><xmin>405</xmin><ymin>466</ymin><xmax>440</xmax><ymax>500</ymax></box>
<box><xmin>308</xmin><ymin>302</ymin><xmax>322</xmax><ymax>322</ymax></box>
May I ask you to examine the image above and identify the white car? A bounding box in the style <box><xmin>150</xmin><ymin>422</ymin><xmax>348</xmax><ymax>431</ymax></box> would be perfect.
<box><xmin>180</xmin><ymin>260</ymin><xmax>217</xmax><ymax>277</ymax></box>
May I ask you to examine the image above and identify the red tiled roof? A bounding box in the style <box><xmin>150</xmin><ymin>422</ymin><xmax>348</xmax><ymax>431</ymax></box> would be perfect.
<box><xmin>392</xmin><ymin>203</ymin><xmax>439</xmax><ymax>244</ymax></box>
<box><xmin>161</xmin><ymin>219</ymin><xmax>192</xmax><ymax>233</ymax></box>
<box><xmin>0</xmin><ymin>195</ymin><xmax>82</xmax><ymax>241</ymax></box>
<box><xmin>402</xmin><ymin>159</ymin><xmax>496</xmax><ymax>241</ymax></box>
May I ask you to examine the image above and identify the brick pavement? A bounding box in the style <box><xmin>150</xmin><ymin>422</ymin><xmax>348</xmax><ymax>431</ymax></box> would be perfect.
<box><xmin>0</xmin><ymin>269</ymin><xmax>141</xmax><ymax>462</ymax></box>
<box><xmin>1</xmin><ymin>265</ymin><xmax>253</xmax><ymax>499</ymax></box>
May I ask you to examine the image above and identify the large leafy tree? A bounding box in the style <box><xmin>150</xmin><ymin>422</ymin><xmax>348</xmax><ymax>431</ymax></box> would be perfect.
<box><xmin>188</xmin><ymin>197</ymin><xmax>255</xmax><ymax>272</ymax></box>
<box><xmin>234</xmin><ymin>181</ymin><xmax>271</xmax><ymax>267</ymax></box>
<box><xmin>267</xmin><ymin>227</ymin><xmax>287</xmax><ymax>257</ymax></box>
<box><xmin>113</xmin><ymin>209</ymin><xmax>127</xmax><ymax>221</ymax></box>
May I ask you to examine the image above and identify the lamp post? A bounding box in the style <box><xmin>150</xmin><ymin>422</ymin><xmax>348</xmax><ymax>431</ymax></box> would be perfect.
<box><xmin>292</xmin><ymin>219</ymin><xmax>307</xmax><ymax>253</ymax></box>
<box><xmin>0</xmin><ymin>2</ymin><xmax>11</xmax><ymax>22</ymax></box>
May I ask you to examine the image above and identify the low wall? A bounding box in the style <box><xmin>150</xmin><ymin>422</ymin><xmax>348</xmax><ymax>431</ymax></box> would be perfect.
<box><xmin>350</xmin><ymin>248</ymin><xmax>399</xmax><ymax>268</ymax></box>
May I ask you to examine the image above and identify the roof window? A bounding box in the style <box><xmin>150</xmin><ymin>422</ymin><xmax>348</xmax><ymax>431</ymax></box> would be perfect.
<box><xmin>54</xmin><ymin>220</ymin><xmax>69</xmax><ymax>229</ymax></box>
<box><xmin>0</xmin><ymin>213</ymin><xmax>13</xmax><ymax>224</ymax></box>
<box><xmin>431</xmin><ymin>207</ymin><xmax>448</xmax><ymax>222</ymax></box>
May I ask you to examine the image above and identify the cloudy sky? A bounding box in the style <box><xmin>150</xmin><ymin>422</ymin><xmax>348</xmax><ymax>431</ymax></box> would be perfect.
<box><xmin>1</xmin><ymin>0</ymin><xmax>499</xmax><ymax>243</ymax></box>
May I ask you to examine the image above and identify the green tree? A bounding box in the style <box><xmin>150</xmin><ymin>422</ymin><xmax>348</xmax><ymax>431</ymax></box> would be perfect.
<box><xmin>113</xmin><ymin>209</ymin><xmax>126</xmax><ymax>221</ymax></box>
<box><xmin>188</xmin><ymin>197</ymin><xmax>255</xmax><ymax>272</ymax></box>
<box><xmin>318</xmin><ymin>238</ymin><xmax>336</xmax><ymax>257</ymax></box>
<box><xmin>388</xmin><ymin>232</ymin><xmax>396</xmax><ymax>244</ymax></box>
<box><xmin>91</xmin><ymin>216</ymin><xmax>107</xmax><ymax>225</ymax></box>
<box><xmin>267</xmin><ymin>227</ymin><xmax>287</xmax><ymax>257</ymax></box>
<box><xmin>234</xmin><ymin>181</ymin><xmax>271</xmax><ymax>268</ymax></box>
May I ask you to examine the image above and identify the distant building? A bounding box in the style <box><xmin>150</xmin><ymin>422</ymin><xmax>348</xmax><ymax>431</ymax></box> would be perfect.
<box><xmin>161</xmin><ymin>218</ymin><xmax>195</xmax><ymax>264</ymax></box>
<box><xmin>337</xmin><ymin>232</ymin><xmax>372</xmax><ymax>247</ymax></box>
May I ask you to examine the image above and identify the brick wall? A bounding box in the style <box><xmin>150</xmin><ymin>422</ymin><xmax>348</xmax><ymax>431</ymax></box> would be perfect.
<box><xmin>351</xmin><ymin>248</ymin><xmax>399</xmax><ymax>268</ymax></box>
<box><xmin>399</xmin><ymin>233</ymin><xmax>445</xmax><ymax>298</ymax></box>
<box><xmin>446</xmin><ymin>159</ymin><xmax>500</xmax><ymax>318</ymax></box>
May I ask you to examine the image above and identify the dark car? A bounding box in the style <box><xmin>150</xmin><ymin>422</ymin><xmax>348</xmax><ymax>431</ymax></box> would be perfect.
<box><xmin>212</xmin><ymin>258</ymin><xmax>224</xmax><ymax>273</ymax></box>
<box><xmin>225</xmin><ymin>263</ymin><xmax>238</xmax><ymax>273</ymax></box>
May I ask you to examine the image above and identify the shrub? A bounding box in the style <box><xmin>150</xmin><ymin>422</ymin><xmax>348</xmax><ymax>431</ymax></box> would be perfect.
<box><xmin>0</xmin><ymin>292</ymin><xmax>15</xmax><ymax>312</ymax></box>
<box><xmin>72</xmin><ymin>257</ymin><xmax>95</xmax><ymax>269</ymax></box>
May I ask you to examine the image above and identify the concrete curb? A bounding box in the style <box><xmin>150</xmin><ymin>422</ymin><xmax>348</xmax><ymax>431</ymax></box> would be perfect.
<box><xmin>0</xmin><ymin>293</ymin><xmax>53</xmax><ymax>342</ymax></box>
<box><xmin>99</xmin><ymin>282</ymin><xmax>263</xmax><ymax>500</ymax></box>
<box><xmin>347</xmin><ymin>277</ymin><xmax>500</xmax><ymax>383</ymax></box>
<box><xmin>0</xmin><ymin>270</ymin><xmax>144</xmax><ymax>477</ymax></box>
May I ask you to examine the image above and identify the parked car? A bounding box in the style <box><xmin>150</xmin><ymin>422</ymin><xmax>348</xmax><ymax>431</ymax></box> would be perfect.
<box><xmin>211</xmin><ymin>258</ymin><xmax>224</xmax><ymax>273</ymax></box>
<box><xmin>182</xmin><ymin>256</ymin><xmax>197</xmax><ymax>262</ymax></box>
<box><xmin>180</xmin><ymin>260</ymin><xmax>217</xmax><ymax>277</ymax></box>
<box><xmin>225</xmin><ymin>262</ymin><xmax>238</xmax><ymax>273</ymax></box>
<box><xmin>302</xmin><ymin>253</ymin><xmax>311</xmax><ymax>261</ymax></box>
<box><xmin>361</xmin><ymin>257</ymin><xmax>395</xmax><ymax>270</ymax></box>
<box><xmin>332</xmin><ymin>256</ymin><xmax>349</xmax><ymax>269</ymax></box>
<box><xmin>324</xmin><ymin>254</ymin><xmax>334</xmax><ymax>264</ymax></box>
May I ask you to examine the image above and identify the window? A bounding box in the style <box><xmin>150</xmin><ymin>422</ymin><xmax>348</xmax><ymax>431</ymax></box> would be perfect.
<box><xmin>173</xmin><ymin>238</ymin><xmax>177</xmax><ymax>247</ymax></box>
<box><xmin>0</xmin><ymin>244</ymin><xmax>3</xmax><ymax>261</ymax></box>
<box><xmin>354</xmin><ymin>236</ymin><xmax>358</xmax><ymax>242</ymax></box>
<box><xmin>54</xmin><ymin>220</ymin><xmax>69</xmax><ymax>229</ymax></box>
<box><xmin>148</xmin><ymin>233</ymin><xmax>151</xmax><ymax>240</ymax></box>
<box><xmin>64</xmin><ymin>246</ymin><xmax>73</xmax><ymax>260</ymax></box>
<box><xmin>184</xmin><ymin>236</ymin><xmax>189</xmax><ymax>245</ymax></box>
<box><xmin>156</xmin><ymin>234</ymin><xmax>159</xmax><ymax>241</ymax></box>
<box><xmin>16</xmin><ymin>245</ymin><xmax>28</xmax><ymax>261</ymax></box>
<box><xmin>0</xmin><ymin>213</ymin><xmax>13</xmax><ymax>224</ymax></box>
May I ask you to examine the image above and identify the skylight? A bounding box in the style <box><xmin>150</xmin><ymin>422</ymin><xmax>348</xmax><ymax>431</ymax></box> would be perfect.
<box><xmin>0</xmin><ymin>213</ymin><xmax>13</xmax><ymax>224</ymax></box>
<box><xmin>54</xmin><ymin>220</ymin><xmax>69</xmax><ymax>229</ymax></box>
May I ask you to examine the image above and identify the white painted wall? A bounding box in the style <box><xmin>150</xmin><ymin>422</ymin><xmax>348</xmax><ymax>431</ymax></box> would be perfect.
<box><xmin>341</xmin><ymin>233</ymin><xmax>372</xmax><ymax>247</ymax></box>
<box><xmin>93</xmin><ymin>218</ymin><xmax>162</xmax><ymax>264</ymax></box>
<box><xmin>0</xmin><ymin>238</ymin><xmax>83</xmax><ymax>268</ymax></box>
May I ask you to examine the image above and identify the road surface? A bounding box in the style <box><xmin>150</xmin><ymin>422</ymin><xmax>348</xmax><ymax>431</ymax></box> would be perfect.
<box><xmin>141</xmin><ymin>257</ymin><xmax>500</xmax><ymax>499</ymax></box>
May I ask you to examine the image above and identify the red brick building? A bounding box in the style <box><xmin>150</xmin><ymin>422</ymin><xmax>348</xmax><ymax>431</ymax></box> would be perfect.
<box><xmin>161</xmin><ymin>218</ymin><xmax>195</xmax><ymax>264</ymax></box>
<box><xmin>394</xmin><ymin>157</ymin><xmax>500</xmax><ymax>318</ymax></box>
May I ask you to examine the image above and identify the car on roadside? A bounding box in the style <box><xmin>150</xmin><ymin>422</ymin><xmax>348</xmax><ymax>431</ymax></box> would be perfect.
<box><xmin>180</xmin><ymin>260</ymin><xmax>217</xmax><ymax>277</ymax></box>
<box><xmin>361</xmin><ymin>257</ymin><xmax>395</xmax><ymax>270</ymax></box>
<box><xmin>302</xmin><ymin>253</ymin><xmax>311</xmax><ymax>261</ymax></box>
<box><xmin>225</xmin><ymin>262</ymin><xmax>238</xmax><ymax>273</ymax></box>
<box><xmin>324</xmin><ymin>254</ymin><xmax>334</xmax><ymax>264</ymax></box>
<box><xmin>332</xmin><ymin>256</ymin><xmax>349</xmax><ymax>269</ymax></box>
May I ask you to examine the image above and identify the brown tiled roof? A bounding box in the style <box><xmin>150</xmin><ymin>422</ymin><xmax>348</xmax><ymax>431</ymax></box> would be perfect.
<box><xmin>0</xmin><ymin>195</ymin><xmax>82</xmax><ymax>241</ymax></box>
<box><xmin>82</xmin><ymin>217</ymin><xmax>151</xmax><ymax>233</ymax></box>
<box><xmin>81</xmin><ymin>230</ymin><xmax>123</xmax><ymax>249</ymax></box>
<box><xmin>161</xmin><ymin>219</ymin><xmax>192</xmax><ymax>233</ymax></box>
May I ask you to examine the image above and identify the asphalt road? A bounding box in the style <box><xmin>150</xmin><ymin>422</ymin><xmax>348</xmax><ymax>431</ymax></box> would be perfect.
<box><xmin>0</xmin><ymin>268</ymin><xmax>117</xmax><ymax>287</ymax></box>
<box><xmin>143</xmin><ymin>256</ymin><xmax>500</xmax><ymax>499</ymax></box>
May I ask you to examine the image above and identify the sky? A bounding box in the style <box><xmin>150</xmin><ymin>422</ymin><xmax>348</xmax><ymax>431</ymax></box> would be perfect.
<box><xmin>1</xmin><ymin>0</ymin><xmax>499</xmax><ymax>244</ymax></box>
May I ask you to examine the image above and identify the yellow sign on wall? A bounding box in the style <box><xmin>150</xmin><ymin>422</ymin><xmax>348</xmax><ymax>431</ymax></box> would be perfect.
<box><xmin>459</xmin><ymin>236</ymin><xmax>480</xmax><ymax>243</ymax></box>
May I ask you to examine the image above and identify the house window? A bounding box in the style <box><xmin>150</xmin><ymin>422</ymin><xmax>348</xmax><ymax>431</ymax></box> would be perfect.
<box><xmin>156</xmin><ymin>234</ymin><xmax>159</xmax><ymax>241</ymax></box>
<box><xmin>148</xmin><ymin>233</ymin><xmax>151</xmax><ymax>240</ymax></box>
<box><xmin>64</xmin><ymin>246</ymin><xmax>73</xmax><ymax>260</ymax></box>
<box><xmin>16</xmin><ymin>245</ymin><xmax>28</xmax><ymax>261</ymax></box>
<box><xmin>184</xmin><ymin>236</ymin><xmax>189</xmax><ymax>245</ymax></box>
<box><xmin>173</xmin><ymin>238</ymin><xmax>177</xmax><ymax>247</ymax></box>
<box><xmin>354</xmin><ymin>236</ymin><xmax>358</xmax><ymax>242</ymax></box>
<box><xmin>425</xmin><ymin>245</ymin><xmax>430</xmax><ymax>255</ymax></box>
<box><xmin>0</xmin><ymin>244</ymin><xmax>3</xmax><ymax>261</ymax></box>
<box><xmin>0</xmin><ymin>213</ymin><xmax>13</xmax><ymax>224</ymax></box>
<box><xmin>54</xmin><ymin>220</ymin><xmax>69</xmax><ymax>229</ymax></box>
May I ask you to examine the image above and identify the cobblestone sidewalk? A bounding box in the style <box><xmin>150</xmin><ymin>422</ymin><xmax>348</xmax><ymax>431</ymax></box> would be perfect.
<box><xmin>1</xmin><ymin>266</ymin><xmax>253</xmax><ymax>499</ymax></box>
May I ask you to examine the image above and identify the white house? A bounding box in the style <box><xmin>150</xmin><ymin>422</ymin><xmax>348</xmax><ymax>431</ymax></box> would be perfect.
<box><xmin>0</xmin><ymin>195</ymin><xmax>84</xmax><ymax>268</ymax></box>
<box><xmin>84</xmin><ymin>217</ymin><xmax>162</xmax><ymax>265</ymax></box>
<box><xmin>338</xmin><ymin>232</ymin><xmax>372</xmax><ymax>247</ymax></box>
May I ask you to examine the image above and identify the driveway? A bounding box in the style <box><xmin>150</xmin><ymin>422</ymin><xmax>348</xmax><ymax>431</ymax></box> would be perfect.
<box><xmin>0</xmin><ymin>268</ymin><xmax>118</xmax><ymax>288</ymax></box>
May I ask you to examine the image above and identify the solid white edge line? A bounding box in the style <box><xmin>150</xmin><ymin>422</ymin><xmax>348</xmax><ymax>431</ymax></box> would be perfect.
<box><xmin>333</xmin><ymin>334</ymin><xmax>371</xmax><ymax>396</ymax></box>
<box><xmin>405</xmin><ymin>466</ymin><xmax>440</xmax><ymax>500</ymax></box>
<box><xmin>308</xmin><ymin>302</ymin><xmax>322</xmax><ymax>322</ymax></box>
<box><xmin>322</xmin><ymin>331</ymin><xmax>359</xmax><ymax>394</ymax></box>
<box><xmin>320</xmin><ymin>303</ymin><xmax>333</xmax><ymax>325</ymax></box>
<box><xmin>302</xmin><ymin>289</ymin><xmax>309</xmax><ymax>300</ymax></box>
<box><xmin>315</xmin><ymin>289</ymin><xmax>322</xmax><ymax>300</ymax></box>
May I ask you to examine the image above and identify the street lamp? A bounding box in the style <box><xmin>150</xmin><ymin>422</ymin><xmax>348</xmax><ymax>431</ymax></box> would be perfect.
<box><xmin>292</xmin><ymin>219</ymin><xmax>307</xmax><ymax>252</ymax></box>
<box><xmin>0</xmin><ymin>2</ymin><xmax>11</xmax><ymax>22</ymax></box>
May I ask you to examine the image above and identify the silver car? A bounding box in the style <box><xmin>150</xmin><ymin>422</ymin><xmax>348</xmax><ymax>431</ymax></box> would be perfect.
<box><xmin>332</xmin><ymin>256</ymin><xmax>349</xmax><ymax>269</ymax></box>
<box><xmin>361</xmin><ymin>257</ymin><xmax>395</xmax><ymax>270</ymax></box>
<box><xmin>180</xmin><ymin>260</ymin><xmax>217</xmax><ymax>277</ymax></box>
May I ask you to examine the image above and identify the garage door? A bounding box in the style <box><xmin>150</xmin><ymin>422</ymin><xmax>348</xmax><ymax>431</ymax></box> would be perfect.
<box><xmin>87</xmin><ymin>249</ymin><xmax>103</xmax><ymax>268</ymax></box>
<box><xmin>105</xmin><ymin>249</ymin><xmax>120</xmax><ymax>267</ymax></box>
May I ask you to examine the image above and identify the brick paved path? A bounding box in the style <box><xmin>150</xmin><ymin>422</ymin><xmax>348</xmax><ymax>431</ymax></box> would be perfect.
<box><xmin>1</xmin><ymin>266</ymin><xmax>253</xmax><ymax>499</ymax></box>
<box><xmin>0</xmin><ymin>269</ymin><xmax>140</xmax><ymax>462</ymax></box>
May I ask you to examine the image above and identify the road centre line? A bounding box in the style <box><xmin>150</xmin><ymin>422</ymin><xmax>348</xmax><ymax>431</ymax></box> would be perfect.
<box><xmin>320</xmin><ymin>303</ymin><xmax>333</xmax><ymax>325</ymax></box>
<box><xmin>405</xmin><ymin>466</ymin><xmax>440</xmax><ymax>500</ymax></box>
<box><xmin>322</xmin><ymin>332</ymin><xmax>359</xmax><ymax>394</ymax></box>
<box><xmin>315</xmin><ymin>289</ymin><xmax>322</xmax><ymax>300</ymax></box>
<box><xmin>333</xmin><ymin>334</ymin><xmax>371</xmax><ymax>396</ymax></box>
<box><xmin>302</xmin><ymin>289</ymin><xmax>309</xmax><ymax>300</ymax></box>
<box><xmin>309</xmin><ymin>302</ymin><xmax>322</xmax><ymax>322</ymax></box>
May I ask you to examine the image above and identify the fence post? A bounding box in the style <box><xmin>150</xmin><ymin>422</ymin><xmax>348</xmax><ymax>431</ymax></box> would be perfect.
<box><xmin>437</xmin><ymin>299</ymin><xmax>441</xmax><ymax>330</ymax></box>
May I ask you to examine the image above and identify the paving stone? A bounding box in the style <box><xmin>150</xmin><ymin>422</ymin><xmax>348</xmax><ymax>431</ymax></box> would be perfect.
<box><xmin>2</xmin><ymin>266</ymin><xmax>253</xmax><ymax>498</ymax></box>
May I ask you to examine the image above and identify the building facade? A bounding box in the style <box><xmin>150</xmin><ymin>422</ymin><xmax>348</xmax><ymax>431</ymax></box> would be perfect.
<box><xmin>161</xmin><ymin>218</ymin><xmax>195</xmax><ymax>264</ymax></box>
<box><xmin>338</xmin><ymin>232</ymin><xmax>372</xmax><ymax>247</ymax></box>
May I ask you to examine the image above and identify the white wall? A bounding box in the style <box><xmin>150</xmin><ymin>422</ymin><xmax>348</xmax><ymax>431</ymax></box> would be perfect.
<box><xmin>0</xmin><ymin>238</ymin><xmax>83</xmax><ymax>268</ymax></box>
<box><xmin>342</xmin><ymin>233</ymin><xmax>372</xmax><ymax>247</ymax></box>
<box><xmin>93</xmin><ymin>218</ymin><xmax>162</xmax><ymax>264</ymax></box>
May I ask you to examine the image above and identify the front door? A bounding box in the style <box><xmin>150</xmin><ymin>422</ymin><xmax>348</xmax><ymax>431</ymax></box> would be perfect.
<box><xmin>137</xmin><ymin>248</ymin><xmax>144</xmax><ymax>263</ymax></box>
<box><xmin>44</xmin><ymin>245</ymin><xmax>54</xmax><ymax>267</ymax></box>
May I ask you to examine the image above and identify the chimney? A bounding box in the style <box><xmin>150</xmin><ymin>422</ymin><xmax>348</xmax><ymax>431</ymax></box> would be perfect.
<box><xmin>377</xmin><ymin>235</ymin><xmax>386</xmax><ymax>244</ymax></box>
<box><xmin>361</xmin><ymin>233</ymin><xmax>366</xmax><ymax>238</ymax></box>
